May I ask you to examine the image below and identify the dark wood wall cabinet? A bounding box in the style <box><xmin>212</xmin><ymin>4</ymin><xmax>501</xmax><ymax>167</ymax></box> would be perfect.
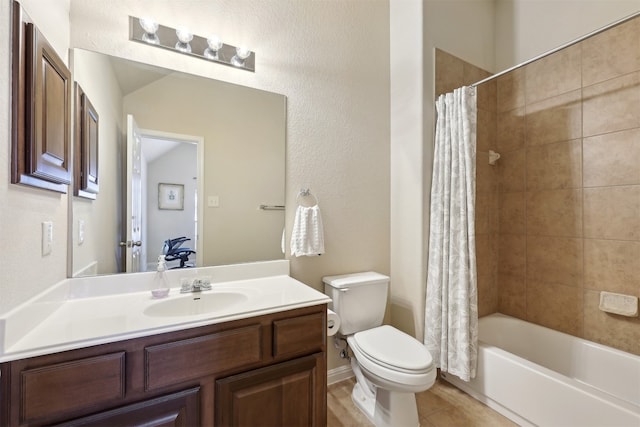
<box><xmin>0</xmin><ymin>304</ymin><xmax>328</xmax><ymax>426</ymax></box>
<box><xmin>74</xmin><ymin>84</ymin><xmax>99</xmax><ymax>199</ymax></box>
<box><xmin>11</xmin><ymin>1</ymin><xmax>72</xmax><ymax>193</ymax></box>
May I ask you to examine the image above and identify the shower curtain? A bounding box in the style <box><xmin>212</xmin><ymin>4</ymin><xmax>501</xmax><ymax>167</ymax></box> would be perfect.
<box><xmin>424</xmin><ymin>86</ymin><xmax>478</xmax><ymax>382</ymax></box>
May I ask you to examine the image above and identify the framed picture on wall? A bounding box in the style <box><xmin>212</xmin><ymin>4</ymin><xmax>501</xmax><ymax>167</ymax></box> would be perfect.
<box><xmin>158</xmin><ymin>183</ymin><xmax>184</xmax><ymax>210</ymax></box>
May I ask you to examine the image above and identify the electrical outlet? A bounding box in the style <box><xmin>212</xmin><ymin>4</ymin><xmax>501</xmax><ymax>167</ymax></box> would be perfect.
<box><xmin>42</xmin><ymin>221</ymin><xmax>53</xmax><ymax>256</ymax></box>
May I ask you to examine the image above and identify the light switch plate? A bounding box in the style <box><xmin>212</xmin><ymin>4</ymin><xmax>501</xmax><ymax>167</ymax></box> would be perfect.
<box><xmin>208</xmin><ymin>196</ymin><xmax>219</xmax><ymax>207</ymax></box>
<box><xmin>42</xmin><ymin>221</ymin><xmax>53</xmax><ymax>256</ymax></box>
<box><xmin>78</xmin><ymin>219</ymin><xmax>85</xmax><ymax>245</ymax></box>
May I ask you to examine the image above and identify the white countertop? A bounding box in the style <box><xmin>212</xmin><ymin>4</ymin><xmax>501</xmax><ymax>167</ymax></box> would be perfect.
<box><xmin>0</xmin><ymin>261</ymin><xmax>331</xmax><ymax>363</ymax></box>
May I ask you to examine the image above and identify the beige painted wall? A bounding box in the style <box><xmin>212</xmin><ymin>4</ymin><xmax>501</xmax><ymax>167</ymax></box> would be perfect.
<box><xmin>0</xmin><ymin>0</ymin><xmax>71</xmax><ymax>315</ymax></box>
<box><xmin>389</xmin><ymin>0</ymin><xmax>426</xmax><ymax>340</ymax></box>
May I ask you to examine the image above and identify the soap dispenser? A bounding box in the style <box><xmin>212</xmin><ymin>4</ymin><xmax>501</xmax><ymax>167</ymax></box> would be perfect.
<box><xmin>151</xmin><ymin>255</ymin><xmax>170</xmax><ymax>298</ymax></box>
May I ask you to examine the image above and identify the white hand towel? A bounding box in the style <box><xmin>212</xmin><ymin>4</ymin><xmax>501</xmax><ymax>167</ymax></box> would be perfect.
<box><xmin>290</xmin><ymin>205</ymin><xmax>325</xmax><ymax>256</ymax></box>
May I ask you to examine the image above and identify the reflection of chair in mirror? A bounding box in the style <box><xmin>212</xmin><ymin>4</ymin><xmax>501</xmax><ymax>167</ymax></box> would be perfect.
<box><xmin>162</xmin><ymin>237</ymin><xmax>196</xmax><ymax>269</ymax></box>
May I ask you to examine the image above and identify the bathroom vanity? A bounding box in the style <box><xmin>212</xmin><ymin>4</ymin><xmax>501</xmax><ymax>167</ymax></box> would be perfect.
<box><xmin>0</xmin><ymin>263</ymin><xmax>330</xmax><ymax>426</ymax></box>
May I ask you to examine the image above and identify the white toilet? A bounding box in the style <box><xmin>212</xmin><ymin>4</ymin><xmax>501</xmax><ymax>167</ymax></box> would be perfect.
<box><xmin>323</xmin><ymin>272</ymin><xmax>436</xmax><ymax>427</ymax></box>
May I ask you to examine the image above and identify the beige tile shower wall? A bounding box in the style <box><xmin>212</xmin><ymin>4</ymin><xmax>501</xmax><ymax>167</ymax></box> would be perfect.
<box><xmin>434</xmin><ymin>49</ymin><xmax>498</xmax><ymax>317</ymax></box>
<box><xmin>494</xmin><ymin>17</ymin><xmax>640</xmax><ymax>356</ymax></box>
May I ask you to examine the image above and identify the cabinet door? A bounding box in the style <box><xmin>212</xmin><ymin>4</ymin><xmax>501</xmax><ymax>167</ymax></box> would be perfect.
<box><xmin>11</xmin><ymin>2</ymin><xmax>71</xmax><ymax>193</ymax></box>
<box><xmin>74</xmin><ymin>83</ymin><xmax>99</xmax><ymax>198</ymax></box>
<box><xmin>53</xmin><ymin>387</ymin><xmax>200</xmax><ymax>427</ymax></box>
<box><xmin>216</xmin><ymin>353</ymin><xmax>325</xmax><ymax>427</ymax></box>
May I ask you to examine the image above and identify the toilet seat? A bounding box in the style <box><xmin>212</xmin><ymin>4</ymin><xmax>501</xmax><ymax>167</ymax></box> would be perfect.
<box><xmin>347</xmin><ymin>325</ymin><xmax>436</xmax><ymax>392</ymax></box>
<box><xmin>352</xmin><ymin>325</ymin><xmax>433</xmax><ymax>373</ymax></box>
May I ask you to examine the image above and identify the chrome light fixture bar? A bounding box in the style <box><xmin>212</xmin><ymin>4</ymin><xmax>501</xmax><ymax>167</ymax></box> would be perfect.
<box><xmin>129</xmin><ymin>16</ymin><xmax>255</xmax><ymax>72</ymax></box>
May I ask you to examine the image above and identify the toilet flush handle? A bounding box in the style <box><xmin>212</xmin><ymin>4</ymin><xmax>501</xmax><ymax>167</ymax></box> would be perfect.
<box><xmin>338</xmin><ymin>287</ymin><xmax>350</xmax><ymax>292</ymax></box>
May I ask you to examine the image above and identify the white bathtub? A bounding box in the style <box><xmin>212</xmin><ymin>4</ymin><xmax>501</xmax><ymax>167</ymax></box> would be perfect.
<box><xmin>441</xmin><ymin>313</ymin><xmax>640</xmax><ymax>427</ymax></box>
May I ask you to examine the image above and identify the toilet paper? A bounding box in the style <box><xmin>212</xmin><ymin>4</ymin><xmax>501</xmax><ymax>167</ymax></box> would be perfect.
<box><xmin>327</xmin><ymin>309</ymin><xmax>341</xmax><ymax>336</ymax></box>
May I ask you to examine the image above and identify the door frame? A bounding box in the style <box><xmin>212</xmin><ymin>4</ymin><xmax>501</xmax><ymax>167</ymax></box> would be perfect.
<box><xmin>137</xmin><ymin>128</ymin><xmax>205</xmax><ymax>269</ymax></box>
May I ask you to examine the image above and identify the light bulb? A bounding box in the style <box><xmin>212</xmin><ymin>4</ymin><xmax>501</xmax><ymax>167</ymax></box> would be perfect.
<box><xmin>207</xmin><ymin>35</ymin><xmax>223</xmax><ymax>52</ymax></box>
<box><xmin>231</xmin><ymin>46</ymin><xmax>251</xmax><ymax>67</ymax></box>
<box><xmin>236</xmin><ymin>46</ymin><xmax>251</xmax><ymax>60</ymax></box>
<box><xmin>139</xmin><ymin>17</ymin><xmax>158</xmax><ymax>35</ymax></box>
<box><xmin>176</xmin><ymin>26</ymin><xmax>193</xmax><ymax>44</ymax></box>
<box><xmin>175</xmin><ymin>26</ymin><xmax>193</xmax><ymax>53</ymax></box>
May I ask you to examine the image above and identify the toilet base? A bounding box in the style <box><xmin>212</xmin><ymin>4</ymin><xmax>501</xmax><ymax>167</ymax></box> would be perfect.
<box><xmin>352</xmin><ymin>382</ymin><xmax>376</xmax><ymax>424</ymax></box>
<box><xmin>351</xmin><ymin>381</ymin><xmax>420</xmax><ymax>427</ymax></box>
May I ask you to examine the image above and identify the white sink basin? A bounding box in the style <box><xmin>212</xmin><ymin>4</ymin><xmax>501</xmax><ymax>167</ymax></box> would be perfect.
<box><xmin>144</xmin><ymin>292</ymin><xmax>249</xmax><ymax>317</ymax></box>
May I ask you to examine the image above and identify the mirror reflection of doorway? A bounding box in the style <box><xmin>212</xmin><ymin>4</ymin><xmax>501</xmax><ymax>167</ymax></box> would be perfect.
<box><xmin>125</xmin><ymin>120</ymin><xmax>203</xmax><ymax>272</ymax></box>
<box><xmin>142</xmin><ymin>131</ymin><xmax>201</xmax><ymax>271</ymax></box>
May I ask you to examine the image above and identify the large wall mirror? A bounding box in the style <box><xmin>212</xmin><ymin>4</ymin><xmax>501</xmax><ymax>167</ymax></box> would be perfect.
<box><xmin>70</xmin><ymin>48</ymin><xmax>286</xmax><ymax>277</ymax></box>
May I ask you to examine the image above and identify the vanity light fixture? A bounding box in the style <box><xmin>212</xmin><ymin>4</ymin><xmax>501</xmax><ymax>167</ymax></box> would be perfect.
<box><xmin>129</xmin><ymin>16</ymin><xmax>255</xmax><ymax>72</ymax></box>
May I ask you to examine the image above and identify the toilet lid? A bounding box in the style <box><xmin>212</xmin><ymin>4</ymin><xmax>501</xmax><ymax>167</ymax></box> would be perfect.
<box><xmin>352</xmin><ymin>325</ymin><xmax>433</xmax><ymax>373</ymax></box>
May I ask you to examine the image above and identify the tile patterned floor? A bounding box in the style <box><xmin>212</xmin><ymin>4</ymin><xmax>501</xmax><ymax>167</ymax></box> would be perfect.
<box><xmin>327</xmin><ymin>376</ymin><xmax>518</xmax><ymax>427</ymax></box>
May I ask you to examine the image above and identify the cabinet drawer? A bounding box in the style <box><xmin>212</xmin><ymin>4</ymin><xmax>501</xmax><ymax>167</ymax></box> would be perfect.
<box><xmin>20</xmin><ymin>352</ymin><xmax>125</xmax><ymax>423</ymax></box>
<box><xmin>273</xmin><ymin>312</ymin><xmax>325</xmax><ymax>358</ymax></box>
<box><xmin>53</xmin><ymin>387</ymin><xmax>201</xmax><ymax>427</ymax></box>
<box><xmin>145</xmin><ymin>324</ymin><xmax>262</xmax><ymax>391</ymax></box>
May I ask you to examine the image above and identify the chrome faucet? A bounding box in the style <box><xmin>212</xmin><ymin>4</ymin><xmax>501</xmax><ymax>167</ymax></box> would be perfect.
<box><xmin>180</xmin><ymin>278</ymin><xmax>212</xmax><ymax>293</ymax></box>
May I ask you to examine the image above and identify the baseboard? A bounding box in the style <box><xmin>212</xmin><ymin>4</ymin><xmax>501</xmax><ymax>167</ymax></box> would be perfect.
<box><xmin>327</xmin><ymin>365</ymin><xmax>353</xmax><ymax>385</ymax></box>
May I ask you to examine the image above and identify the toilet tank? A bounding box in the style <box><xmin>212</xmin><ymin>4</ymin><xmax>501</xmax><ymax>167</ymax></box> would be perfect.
<box><xmin>322</xmin><ymin>272</ymin><xmax>389</xmax><ymax>335</ymax></box>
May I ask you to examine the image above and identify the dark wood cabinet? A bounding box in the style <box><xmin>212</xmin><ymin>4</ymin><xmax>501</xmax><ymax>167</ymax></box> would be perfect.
<box><xmin>53</xmin><ymin>387</ymin><xmax>201</xmax><ymax>427</ymax></box>
<box><xmin>216</xmin><ymin>353</ymin><xmax>325</xmax><ymax>427</ymax></box>
<box><xmin>74</xmin><ymin>84</ymin><xmax>99</xmax><ymax>199</ymax></box>
<box><xmin>11</xmin><ymin>1</ymin><xmax>72</xmax><ymax>193</ymax></box>
<box><xmin>0</xmin><ymin>304</ymin><xmax>327</xmax><ymax>426</ymax></box>
<box><xmin>19</xmin><ymin>352</ymin><xmax>126</xmax><ymax>422</ymax></box>
<box><xmin>144</xmin><ymin>324</ymin><xmax>263</xmax><ymax>392</ymax></box>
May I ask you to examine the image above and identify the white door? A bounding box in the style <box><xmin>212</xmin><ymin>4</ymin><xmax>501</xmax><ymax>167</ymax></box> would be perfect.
<box><xmin>123</xmin><ymin>114</ymin><xmax>143</xmax><ymax>272</ymax></box>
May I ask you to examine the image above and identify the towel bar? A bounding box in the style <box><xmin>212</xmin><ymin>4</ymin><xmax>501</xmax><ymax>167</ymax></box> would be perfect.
<box><xmin>259</xmin><ymin>204</ymin><xmax>285</xmax><ymax>210</ymax></box>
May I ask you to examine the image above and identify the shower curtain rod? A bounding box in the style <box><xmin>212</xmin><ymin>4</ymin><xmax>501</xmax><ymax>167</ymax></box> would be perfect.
<box><xmin>471</xmin><ymin>9</ymin><xmax>640</xmax><ymax>88</ymax></box>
